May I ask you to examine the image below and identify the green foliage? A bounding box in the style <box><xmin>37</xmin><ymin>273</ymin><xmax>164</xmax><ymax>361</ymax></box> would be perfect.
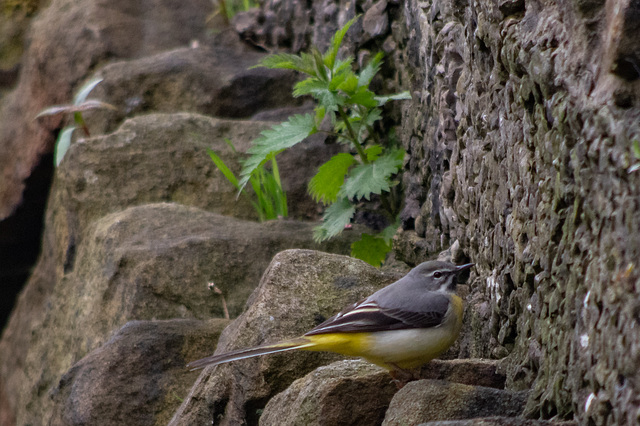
<box><xmin>629</xmin><ymin>139</ymin><xmax>640</xmax><ymax>173</ymax></box>
<box><xmin>208</xmin><ymin>141</ymin><xmax>287</xmax><ymax>222</ymax></box>
<box><xmin>238</xmin><ymin>114</ymin><xmax>316</xmax><ymax>190</ymax></box>
<box><xmin>36</xmin><ymin>77</ymin><xmax>115</xmax><ymax>166</ymax></box>
<box><xmin>214</xmin><ymin>0</ymin><xmax>258</xmax><ymax>24</ymax></box>
<box><xmin>242</xmin><ymin>16</ymin><xmax>410</xmax><ymax>266</ymax></box>
<box><xmin>350</xmin><ymin>222</ymin><xmax>398</xmax><ymax>268</ymax></box>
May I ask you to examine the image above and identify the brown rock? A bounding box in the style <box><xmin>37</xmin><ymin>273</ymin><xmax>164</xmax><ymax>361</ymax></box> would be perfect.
<box><xmin>382</xmin><ymin>379</ymin><xmax>527</xmax><ymax>425</ymax></box>
<box><xmin>0</xmin><ymin>204</ymin><xmax>363</xmax><ymax>426</ymax></box>
<box><xmin>260</xmin><ymin>359</ymin><xmax>397</xmax><ymax>426</ymax></box>
<box><xmin>0</xmin><ymin>0</ymin><xmax>215</xmax><ymax>220</ymax></box>
<box><xmin>170</xmin><ymin>250</ymin><xmax>401</xmax><ymax>426</ymax></box>
<box><xmin>49</xmin><ymin>318</ymin><xmax>229</xmax><ymax>426</ymax></box>
<box><xmin>85</xmin><ymin>44</ymin><xmax>304</xmax><ymax>135</ymax></box>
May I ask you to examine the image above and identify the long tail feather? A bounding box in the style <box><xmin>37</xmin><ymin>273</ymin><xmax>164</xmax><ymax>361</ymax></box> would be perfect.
<box><xmin>187</xmin><ymin>337</ymin><xmax>314</xmax><ymax>370</ymax></box>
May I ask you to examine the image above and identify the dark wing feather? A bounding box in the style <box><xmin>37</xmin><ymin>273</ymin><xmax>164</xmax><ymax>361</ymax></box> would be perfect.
<box><xmin>305</xmin><ymin>292</ymin><xmax>450</xmax><ymax>335</ymax></box>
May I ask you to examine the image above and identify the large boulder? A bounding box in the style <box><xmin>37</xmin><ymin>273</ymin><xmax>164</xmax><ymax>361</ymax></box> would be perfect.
<box><xmin>0</xmin><ymin>204</ymin><xmax>363</xmax><ymax>426</ymax></box>
<box><xmin>53</xmin><ymin>112</ymin><xmax>336</xmax><ymax>246</ymax></box>
<box><xmin>259</xmin><ymin>359</ymin><xmax>397</xmax><ymax>426</ymax></box>
<box><xmin>85</xmin><ymin>43</ymin><xmax>305</xmax><ymax>135</ymax></box>
<box><xmin>170</xmin><ymin>249</ymin><xmax>402</xmax><ymax>425</ymax></box>
<box><xmin>49</xmin><ymin>318</ymin><xmax>229</xmax><ymax>426</ymax></box>
<box><xmin>0</xmin><ymin>0</ymin><xmax>216</xmax><ymax>219</ymax></box>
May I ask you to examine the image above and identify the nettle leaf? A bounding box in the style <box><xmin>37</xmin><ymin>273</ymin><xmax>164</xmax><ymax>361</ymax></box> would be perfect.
<box><xmin>340</xmin><ymin>148</ymin><xmax>405</xmax><ymax>200</ymax></box>
<box><xmin>294</xmin><ymin>78</ymin><xmax>328</xmax><ymax>97</ymax></box>
<box><xmin>375</xmin><ymin>91</ymin><xmax>412</xmax><ymax>106</ymax></box>
<box><xmin>255</xmin><ymin>52</ymin><xmax>317</xmax><ymax>76</ymax></box>
<box><xmin>350</xmin><ymin>233</ymin><xmax>391</xmax><ymax>267</ymax></box>
<box><xmin>358</xmin><ymin>52</ymin><xmax>384</xmax><ymax>88</ymax></box>
<box><xmin>239</xmin><ymin>114</ymin><xmax>316</xmax><ymax>189</ymax></box>
<box><xmin>333</xmin><ymin>57</ymin><xmax>354</xmax><ymax>76</ymax></box>
<box><xmin>313</xmin><ymin>197</ymin><xmax>356</xmax><ymax>242</ymax></box>
<box><xmin>348</xmin><ymin>86</ymin><xmax>378</xmax><ymax>108</ymax></box>
<box><xmin>364</xmin><ymin>145</ymin><xmax>383</xmax><ymax>162</ymax></box>
<box><xmin>294</xmin><ymin>78</ymin><xmax>344</xmax><ymax>111</ymax></box>
<box><xmin>336</xmin><ymin>74</ymin><xmax>359</xmax><ymax>95</ymax></box>
<box><xmin>309</xmin><ymin>153</ymin><xmax>357</xmax><ymax>204</ymax></box>
<box><xmin>324</xmin><ymin>16</ymin><xmax>359</xmax><ymax>70</ymax></box>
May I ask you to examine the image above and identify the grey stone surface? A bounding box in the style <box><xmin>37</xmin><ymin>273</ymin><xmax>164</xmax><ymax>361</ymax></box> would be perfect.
<box><xmin>393</xmin><ymin>0</ymin><xmax>640</xmax><ymax>423</ymax></box>
<box><xmin>170</xmin><ymin>249</ymin><xmax>401</xmax><ymax>426</ymax></box>
<box><xmin>0</xmin><ymin>204</ymin><xmax>362</xmax><ymax>426</ymax></box>
<box><xmin>0</xmin><ymin>0</ymin><xmax>215</xmax><ymax>219</ymax></box>
<box><xmin>382</xmin><ymin>379</ymin><xmax>527</xmax><ymax>425</ymax></box>
<box><xmin>260</xmin><ymin>359</ymin><xmax>396</xmax><ymax>426</ymax></box>
<box><xmin>49</xmin><ymin>318</ymin><xmax>229</xmax><ymax>426</ymax></box>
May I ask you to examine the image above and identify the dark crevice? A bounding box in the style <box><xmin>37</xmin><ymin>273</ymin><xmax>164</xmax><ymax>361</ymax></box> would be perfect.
<box><xmin>0</xmin><ymin>152</ymin><xmax>54</xmax><ymax>332</ymax></box>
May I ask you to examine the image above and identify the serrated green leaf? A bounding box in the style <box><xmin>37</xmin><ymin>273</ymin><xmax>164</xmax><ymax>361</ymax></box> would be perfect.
<box><xmin>294</xmin><ymin>78</ymin><xmax>329</xmax><ymax>97</ymax></box>
<box><xmin>74</xmin><ymin>77</ymin><xmax>103</xmax><ymax>105</ymax></box>
<box><xmin>323</xmin><ymin>16</ymin><xmax>359</xmax><ymax>70</ymax></box>
<box><xmin>364</xmin><ymin>145</ymin><xmax>383</xmax><ymax>161</ymax></box>
<box><xmin>294</xmin><ymin>78</ymin><xmax>344</xmax><ymax>110</ymax></box>
<box><xmin>340</xmin><ymin>148</ymin><xmax>405</xmax><ymax>200</ymax></box>
<box><xmin>239</xmin><ymin>114</ymin><xmax>316</xmax><ymax>190</ymax></box>
<box><xmin>309</xmin><ymin>153</ymin><xmax>357</xmax><ymax>204</ymax></box>
<box><xmin>363</xmin><ymin>108</ymin><xmax>382</xmax><ymax>127</ymax></box>
<box><xmin>358</xmin><ymin>52</ymin><xmax>384</xmax><ymax>88</ymax></box>
<box><xmin>348</xmin><ymin>86</ymin><xmax>378</xmax><ymax>108</ymax></box>
<box><xmin>333</xmin><ymin>57</ymin><xmax>354</xmax><ymax>75</ymax></box>
<box><xmin>336</xmin><ymin>74</ymin><xmax>359</xmax><ymax>95</ymax></box>
<box><xmin>350</xmin><ymin>233</ymin><xmax>392</xmax><ymax>267</ymax></box>
<box><xmin>380</xmin><ymin>222</ymin><xmax>399</xmax><ymax>243</ymax></box>
<box><xmin>254</xmin><ymin>52</ymin><xmax>316</xmax><ymax>76</ymax></box>
<box><xmin>312</xmin><ymin>47</ymin><xmax>329</xmax><ymax>82</ymax></box>
<box><xmin>313</xmin><ymin>197</ymin><xmax>356</xmax><ymax>241</ymax></box>
<box><xmin>55</xmin><ymin>126</ymin><xmax>76</xmax><ymax>166</ymax></box>
<box><xmin>375</xmin><ymin>91</ymin><xmax>412</xmax><ymax>106</ymax></box>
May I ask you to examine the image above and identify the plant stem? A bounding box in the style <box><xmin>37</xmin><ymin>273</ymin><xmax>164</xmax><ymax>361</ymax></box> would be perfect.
<box><xmin>338</xmin><ymin>106</ymin><xmax>368</xmax><ymax>163</ymax></box>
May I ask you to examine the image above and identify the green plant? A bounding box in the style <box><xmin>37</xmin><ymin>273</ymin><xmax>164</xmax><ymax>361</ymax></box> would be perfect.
<box><xmin>209</xmin><ymin>0</ymin><xmax>258</xmax><ymax>24</ymax></box>
<box><xmin>208</xmin><ymin>139</ymin><xmax>287</xmax><ymax>222</ymax></box>
<box><xmin>36</xmin><ymin>77</ymin><xmax>116</xmax><ymax>166</ymax></box>
<box><xmin>629</xmin><ymin>139</ymin><xmax>640</xmax><ymax>173</ymax></box>
<box><xmin>238</xmin><ymin>16</ymin><xmax>411</xmax><ymax>266</ymax></box>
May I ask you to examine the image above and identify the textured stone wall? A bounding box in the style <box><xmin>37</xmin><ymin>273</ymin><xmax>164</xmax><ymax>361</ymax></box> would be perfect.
<box><xmin>237</xmin><ymin>0</ymin><xmax>640</xmax><ymax>422</ymax></box>
<box><xmin>393</xmin><ymin>0</ymin><xmax>640</xmax><ymax>423</ymax></box>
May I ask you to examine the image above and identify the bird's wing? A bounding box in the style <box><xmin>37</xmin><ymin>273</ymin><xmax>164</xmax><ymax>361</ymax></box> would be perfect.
<box><xmin>304</xmin><ymin>292</ymin><xmax>451</xmax><ymax>335</ymax></box>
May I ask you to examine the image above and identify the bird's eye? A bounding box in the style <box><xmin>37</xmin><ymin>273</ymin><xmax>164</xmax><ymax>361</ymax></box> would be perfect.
<box><xmin>433</xmin><ymin>271</ymin><xmax>443</xmax><ymax>278</ymax></box>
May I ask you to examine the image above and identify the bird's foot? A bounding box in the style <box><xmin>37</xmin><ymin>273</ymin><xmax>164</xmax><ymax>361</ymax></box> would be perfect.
<box><xmin>388</xmin><ymin>365</ymin><xmax>419</xmax><ymax>389</ymax></box>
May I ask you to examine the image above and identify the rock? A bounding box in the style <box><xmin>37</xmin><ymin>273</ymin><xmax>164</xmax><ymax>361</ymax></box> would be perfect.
<box><xmin>170</xmin><ymin>250</ymin><xmax>402</xmax><ymax>426</ymax></box>
<box><xmin>418</xmin><ymin>358</ymin><xmax>506</xmax><ymax>389</ymax></box>
<box><xmin>260</xmin><ymin>359</ymin><xmax>397</xmax><ymax>426</ymax></box>
<box><xmin>85</xmin><ymin>43</ymin><xmax>304</xmax><ymax>134</ymax></box>
<box><xmin>394</xmin><ymin>0</ymin><xmax>640</xmax><ymax>422</ymax></box>
<box><xmin>0</xmin><ymin>205</ymin><xmax>363</xmax><ymax>426</ymax></box>
<box><xmin>52</xmin><ymin>112</ymin><xmax>339</xmax><ymax>254</ymax></box>
<box><xmin>417</xmin><ymin>417</ymin><xmax>577</xmax><ymax>426</ymax></box>
<box><xmin>0</xmin><ymin>0</ymin><xmax>215</xmax><ymax>220</ymax></box>
<box><xmin>49</xmin><ymin>318</ymin><xmax>229</xmax><ymax>426</ymax></box>
<box><xmin>382</xmin><ymin>380</ymin><xmax>528</xmax><ymax>425</ymax></box>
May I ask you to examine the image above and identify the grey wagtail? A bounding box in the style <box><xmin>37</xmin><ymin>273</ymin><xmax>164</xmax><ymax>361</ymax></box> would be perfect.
<box><xmin>187</xmin><ymin>260</ymin><xmax>473</xmax><ymax>377</ymax></box>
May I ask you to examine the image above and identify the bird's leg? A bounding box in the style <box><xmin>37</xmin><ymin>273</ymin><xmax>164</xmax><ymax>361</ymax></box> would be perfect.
<box><xmin>388</xmin><ymin>364</ymin><xmax>419</xmax><ymax>389</ymax></box>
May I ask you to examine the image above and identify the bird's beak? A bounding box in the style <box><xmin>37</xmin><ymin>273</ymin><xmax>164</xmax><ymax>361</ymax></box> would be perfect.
<box><xmin>455</xmin><ymin>263</ymin><xmax>474</xmax><ymax>273</ymax></box>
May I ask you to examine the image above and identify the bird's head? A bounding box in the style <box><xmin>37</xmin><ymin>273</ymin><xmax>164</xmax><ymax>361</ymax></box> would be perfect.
<box><xmin>408</xmin><ymin>260</ymin><xmax>474</xmax><ymax>292</ymax></box>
